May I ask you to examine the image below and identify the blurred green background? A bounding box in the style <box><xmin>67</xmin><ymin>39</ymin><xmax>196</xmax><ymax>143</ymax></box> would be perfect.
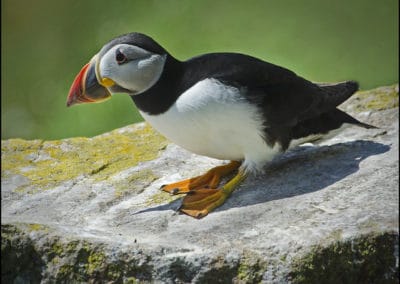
<box><xmin>2</xmin><ymin>0</ymin><xmax>398</xmax><ymax>140</ymax></box>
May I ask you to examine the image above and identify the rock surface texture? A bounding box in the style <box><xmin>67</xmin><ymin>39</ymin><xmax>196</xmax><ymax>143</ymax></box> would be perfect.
<box><xmin>1</xmin><ymin>84</ymin><xmax>399</xmax><ymax>283</ymax></box>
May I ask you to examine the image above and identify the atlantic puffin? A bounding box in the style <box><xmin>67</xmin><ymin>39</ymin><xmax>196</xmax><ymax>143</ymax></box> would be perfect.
<box><xmin>67</xmin><ymin>32</ymin><xmax>375</xmax><ymax>218</ymax></box>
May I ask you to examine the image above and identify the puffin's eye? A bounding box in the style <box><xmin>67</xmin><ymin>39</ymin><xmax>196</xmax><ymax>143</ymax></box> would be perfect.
<box><xmin>116</xmin><ymin>50</ymin><xmax>128</xmax><ymax>65</ymax></box>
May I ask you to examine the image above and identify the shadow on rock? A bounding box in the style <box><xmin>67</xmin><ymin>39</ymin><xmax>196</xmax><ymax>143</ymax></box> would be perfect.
<box><xmin>224</xmin><ymin>140</ymin><xmax>390</xmax><ymax>210</ymax></box>
<box><xmin>135</xmin><ymin>140</ymin><xmax>390</xmax><ymax>215</ymax></box>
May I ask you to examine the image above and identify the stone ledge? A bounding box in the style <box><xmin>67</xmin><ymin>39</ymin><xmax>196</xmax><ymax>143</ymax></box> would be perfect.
<box><xmin>1</xmin><ymin>84</ymin><xmax>399</xmax><ymax>283</ymax></box>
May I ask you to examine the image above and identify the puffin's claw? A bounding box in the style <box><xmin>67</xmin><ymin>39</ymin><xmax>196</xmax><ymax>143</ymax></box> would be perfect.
<box><xmin>179</xmin><ymin>170</ymin><xmax>248</xmax><ymax>218</ymax></box>
<box><xmin>179</xmin><ymin>188</ymin><xmax>225</xmax><ymax>218</ymax></box>
<box><xmin>160</xmin><ymin>161</ymin><xmax>241</xmax><ymax>195</ymax></box>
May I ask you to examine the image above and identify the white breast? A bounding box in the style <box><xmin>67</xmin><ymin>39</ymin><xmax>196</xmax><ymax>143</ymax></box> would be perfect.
<box><xmin>139</xmin><ymin>78</ymin><xmax>282</xmax><ymax>173</ymax></box>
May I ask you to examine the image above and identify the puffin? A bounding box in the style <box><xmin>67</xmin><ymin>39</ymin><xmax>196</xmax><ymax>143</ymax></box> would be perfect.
<box><xmin>67</xmin><ymin>32</ymin><xmax>375</xmax><ymax>218</ymax></box>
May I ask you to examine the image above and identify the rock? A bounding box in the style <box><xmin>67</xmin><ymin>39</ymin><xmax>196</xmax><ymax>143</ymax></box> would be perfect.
<box><xmin>1</xmin><ymin>84</ymin><xmax>399</xmax><ymax>283</ymax></box>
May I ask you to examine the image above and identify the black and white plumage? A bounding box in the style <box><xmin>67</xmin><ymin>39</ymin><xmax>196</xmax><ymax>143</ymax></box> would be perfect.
<box><xmin>67</xmin><ymin>32</ymin><xmax>375</xmax><ymax>217</ymax></box>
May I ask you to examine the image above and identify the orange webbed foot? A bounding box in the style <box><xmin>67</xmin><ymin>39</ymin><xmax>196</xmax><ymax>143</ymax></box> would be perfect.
<box><xmin>160</xmin><ymin>161</ymin><xmax>241</xmax><ymax>195</ymax></box>
<box><xmin>179</xmin><ymin>170</ymin><xmax>248</xmax><ymax>218</ymax></box>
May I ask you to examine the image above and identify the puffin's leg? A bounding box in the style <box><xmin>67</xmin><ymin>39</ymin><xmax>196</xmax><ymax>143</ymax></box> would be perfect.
<box><xmin>179</xmin><ymin>170</ymin><xmax>248</xmax><ymax>218</ymax></box>
<box><xmin>161</xmin><ymin>161</ymin><xmax>241</xmax><ymax>194</ymax></box>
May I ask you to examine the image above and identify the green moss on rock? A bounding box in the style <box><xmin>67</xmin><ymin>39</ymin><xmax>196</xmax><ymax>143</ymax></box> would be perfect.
<box><xmin>27</xmin><ymin>223</ymin><xmax>49</xmax><ymax>232</ymax></box>
<box><xmin>289</xmin><ymin>232</ymin><xmax>399</xmax><ymax>283</ymax></box>
<box><xmin>87</xmin><ymin>250</ymin><xmax>107</xmax><ymax>274</ymax></box>
<box><xmin>236</xmin><ymin>256</ymin><xmax>266</xmax><ymax>283</ymax></box>
<box><xmin>114</xmin><ymin>168</ymin><xmax>159</xmax><ymax>198</ymax></box>
<box><xmin>1</xmin><ymin>224</ymin><xmax>154</xmax><ymax>283</ymax></box>
<box><xmin>1</xmin><ymin>224</ymin><xmax>44</xmax><ymax>283</ymax></box>
<box><xmin>196</xmin><ymin>256</ymin><xmax>240</xmax><ymax>283</ymax></box>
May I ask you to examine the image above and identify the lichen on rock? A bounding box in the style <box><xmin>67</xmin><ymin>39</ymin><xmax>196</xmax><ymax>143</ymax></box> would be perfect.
<box><xmin>1</xmin><ymin>123</ymin><xmax>167</xmax><ymax>193</ymax></box>
<box><xmin>341</xmin><ymin>83</ymin><xmax>398</xmax><ymax>112</ymax></box>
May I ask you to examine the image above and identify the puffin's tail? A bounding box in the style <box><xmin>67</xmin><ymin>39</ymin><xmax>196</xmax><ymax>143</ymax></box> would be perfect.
<box><xmin>317</xmin><ymin>81</ymin><xmax>377</xmax><ymax>129</ymax></box>
<box><xmin>292</xmin><ymin>81</ymin><xmax>377</xmax><ymax>140</ymax></box>
<box><xmin>317</xmin><ymin>80</ymin><xmax>360</xmax><ymax>108</ymax></box>
<box><xmin>333</xmin><ymin>109</ymin><xmax>377</xmax><ymax>129</ymax></box>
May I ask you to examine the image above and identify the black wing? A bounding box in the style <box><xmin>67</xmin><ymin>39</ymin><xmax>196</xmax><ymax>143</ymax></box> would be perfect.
<box><xmin>183</xmin><ymin>53</ymin><xmax>373</xmax><ymax>148</ymax></box>
<box><xmin>185</xmin><ymin>53</ymin><xmax>355</xmax><ymax>126</ymax></box>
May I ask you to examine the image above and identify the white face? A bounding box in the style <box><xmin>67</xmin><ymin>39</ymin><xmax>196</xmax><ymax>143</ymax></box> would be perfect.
<box><xmin>98</xmin><ymin>44</ymin><xmax>166</xmax><ymax>95</ymax></box>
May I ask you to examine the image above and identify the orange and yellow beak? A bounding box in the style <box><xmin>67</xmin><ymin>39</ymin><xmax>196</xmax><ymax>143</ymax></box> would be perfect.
<box><xmin>66</xmin><ymin>57</ymin><xmax>112</xmax><ymax>107</ymax></box>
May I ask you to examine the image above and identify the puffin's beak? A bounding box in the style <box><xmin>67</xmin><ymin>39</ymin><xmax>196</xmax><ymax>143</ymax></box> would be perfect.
<box><xmin>66</xmin><ymin>58</ymin><xmax>112</xmax><ymax>107</ymax></box>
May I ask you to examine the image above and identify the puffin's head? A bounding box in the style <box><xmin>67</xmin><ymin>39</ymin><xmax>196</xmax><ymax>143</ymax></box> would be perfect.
<box><xmin>67</xmin><ymin>33</ymin><xmax>167</xmax><ymax>107</ymax></box>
